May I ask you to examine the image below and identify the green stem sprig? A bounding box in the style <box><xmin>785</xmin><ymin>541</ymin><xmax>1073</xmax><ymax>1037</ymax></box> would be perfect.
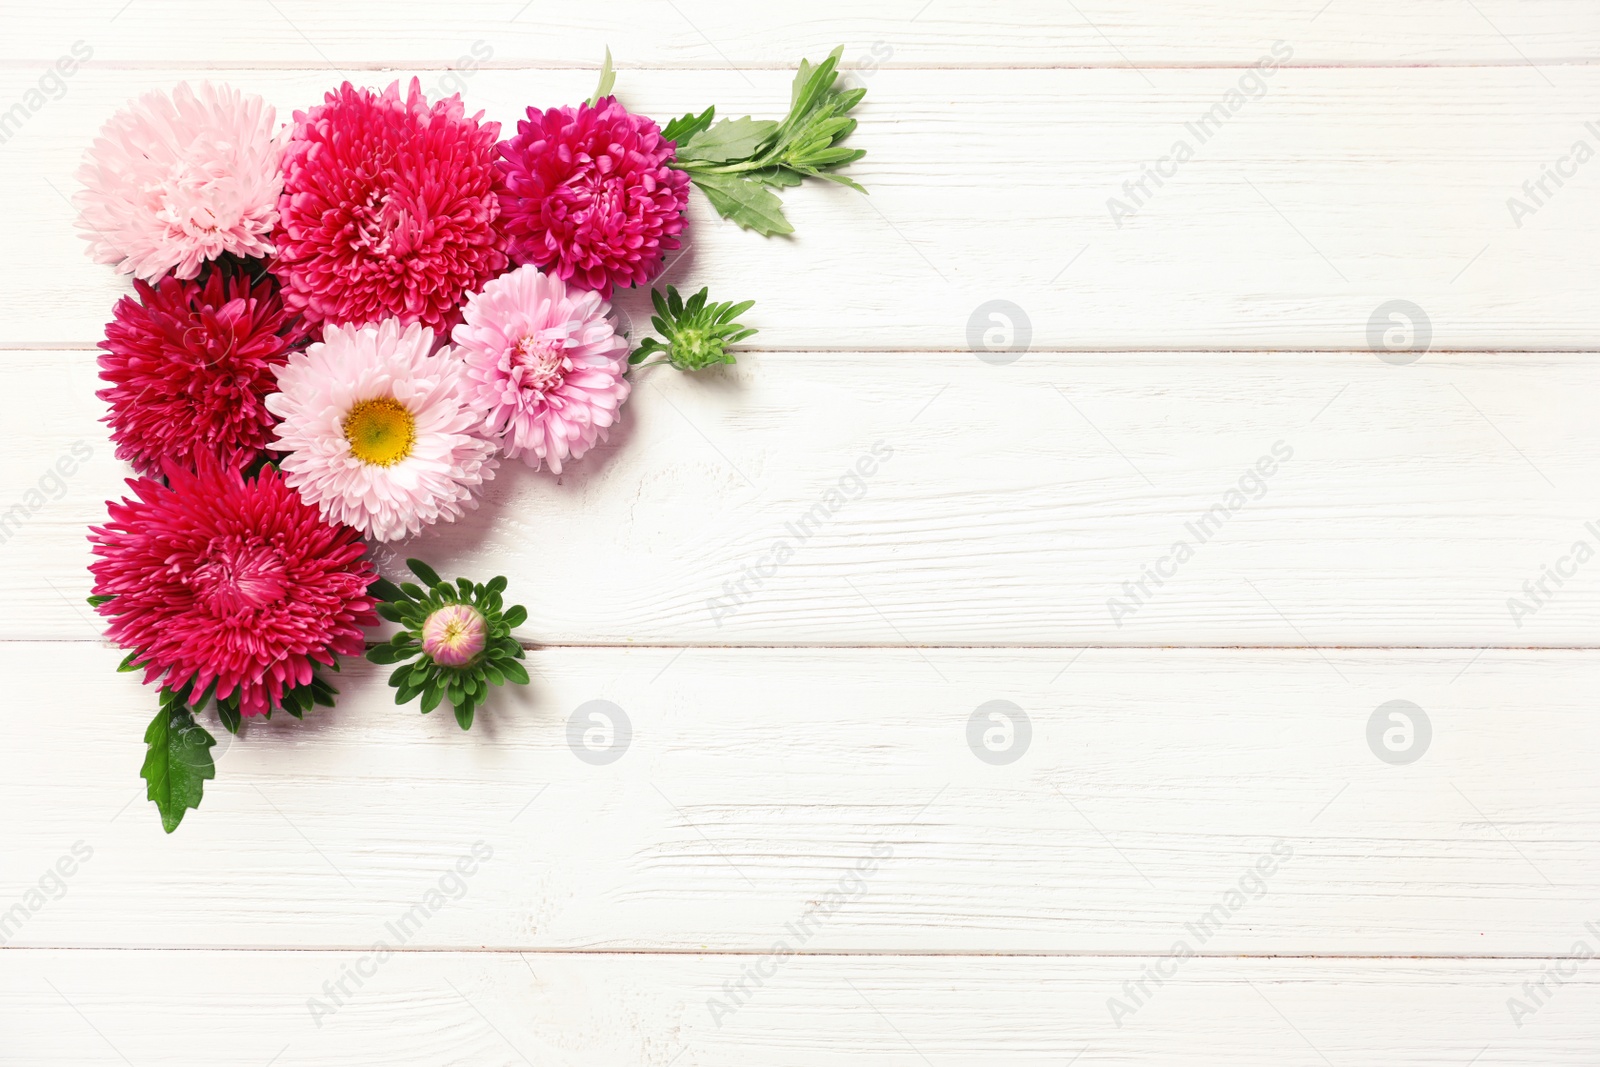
<box><xmin>664</xmin><ymin>46</ymin><xmax>866</xmax><ymax>236</ymax></box>
<box><xmin>629</xmin><ymin>286</ymin><xmax>757</xmax><ymax>371</ymax></box>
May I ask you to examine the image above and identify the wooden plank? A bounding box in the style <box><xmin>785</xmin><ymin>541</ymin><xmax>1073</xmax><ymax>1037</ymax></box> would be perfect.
<box><xmin>5</xmin><ymin>1</ymin><xmax>1599</xmax><ymax>66</ymax></box>
<box><xmin>5</xmin><ymin>642</ymin><xmax>1598</xmax><ymax>953</ymax></box>
<box><xmin>4</xmin><ymin>66</ymin><xmax>1598</xmax><ymax>350</ymax></box>
<box><xmin>7</xmin><ymin>350</ymin><xmax>1600</xmax><ymax>645</ymax></box>
<box><xmin>5</xmin><ymin>950</ymin><xmax>1599</xmax><ymax>1064</ymax></box>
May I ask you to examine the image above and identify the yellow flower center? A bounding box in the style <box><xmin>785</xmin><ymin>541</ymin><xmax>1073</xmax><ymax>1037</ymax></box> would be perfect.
<box><xmin>343</xmin><ymin>397</ymin><xmax>416</xmax><ymax>467</ymax></box>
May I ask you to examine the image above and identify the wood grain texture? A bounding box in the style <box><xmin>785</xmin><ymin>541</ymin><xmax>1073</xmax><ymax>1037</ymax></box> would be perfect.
<box><xmin>4</xmin><ymin>642</ymin><xmax>1596</xmax><ymax>954</ymax></box>
<box><xmin>5</xmin><ymin>5</ymin><xmax>1598</xmax><ymax>1063</ymax></box>
<box><xmin>5</xmin><ymin>950</ymin><xmax>1599</xmax><ymax>1066</ymax></box>
<box><xmin>5</xmin><ymin>1</ymin><xmax>1600</xmax><ymax>66</ymax></box>
<box><xmin>7</xmin><ymin>350</ymin><xmax>1597</xmax><ymax>645</ymax></box>
<box><xmin>4</xmin><ymin>66</ymin><xmax>1599</xmax><ymax>350</ymax></box>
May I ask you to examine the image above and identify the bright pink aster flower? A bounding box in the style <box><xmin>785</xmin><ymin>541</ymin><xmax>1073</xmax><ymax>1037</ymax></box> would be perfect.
<box><xmin>89</xmin><ymin>460</ymin><xmax>377</xmax><ymax>717</ymax></box>
<box><xmin>98</xmin><ymin>269</ymin><xmax>309</xmax><ymax>477</ymax></box>
<box><xmin>449</xmin><ymin>264</ymin><xmax>630</xmax><ymax>474</ymax></box>
<box><xmin>271</xmin><ymin>79</ymin><xmax>507</xmax><ymax>334</ymax></box>
<box><xmin>494</xmin><ymin>96</ymin><xmax>690</xmax><ymax>298</ymax></box>
<box><xmin>75</xmin><ymin>82</ymin><xmax>286</xmax><ymax>281</ymax></box>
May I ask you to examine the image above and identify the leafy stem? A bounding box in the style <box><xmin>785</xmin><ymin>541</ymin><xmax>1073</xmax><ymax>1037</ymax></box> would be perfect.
<box><xmin>664</xmin><ymin>46</ymin><xmax>866</xmax><ymax>236</ymax></box>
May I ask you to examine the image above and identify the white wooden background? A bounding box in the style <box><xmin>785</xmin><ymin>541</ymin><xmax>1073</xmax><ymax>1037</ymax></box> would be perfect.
<box><xmin>4</xmin><ymin>2</ymin><xmax>1600</xmax><ymax>1064</ymax></box>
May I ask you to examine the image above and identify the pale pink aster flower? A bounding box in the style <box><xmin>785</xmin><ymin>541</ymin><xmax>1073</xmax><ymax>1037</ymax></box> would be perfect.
<box><xmin>266</xmin><ymin>319</ymin><xmax>497</xmax><ymax>542</ymax></box>
<box><xmin>448</xmin><ymin>265</ymin><xmax>631</xmax><ymax>474</ymax></box>
<box><xmin>75</xmin><ymin>82</ymin><xmax>286</xmax><ymax>280</ymax></box>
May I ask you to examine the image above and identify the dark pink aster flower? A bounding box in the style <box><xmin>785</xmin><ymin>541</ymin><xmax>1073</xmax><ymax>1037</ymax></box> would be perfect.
<box><xmin>494</xmin><ymin>96</ymin><xmax>691</xmax><ymax>298</ymax></box>
<box><xmin>98</xmin><ymin>269</ymin><xmax>308</xmax><ymax>477</ymax></box>
<box><xmin>271</xmin><ymin>79</ymin><xmax>507</xmax><ymax>334</ymax></box>
<box><xmin>89</xmin><ymin>460</ymin><xmax>378</xmax><ymax>717</ymax></box>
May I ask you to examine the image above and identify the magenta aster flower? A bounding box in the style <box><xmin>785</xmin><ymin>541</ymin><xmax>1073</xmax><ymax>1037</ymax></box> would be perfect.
<box><xmin>449</xmin><ymin>265</ymin><xmax>630</xmax><ymax>474</ymax></box>
<box><xmin>97</xmin><ymin>269</ymin><xmax>309</xmax><ymax>477</ymax></box>
<box><xmin>75</xmin><ymin>82</ymin><xmax>287</xmax><ymax>281</ymax></box>
<box><xmin>271</xmin><ymin>79</ymin><xmax>507</xmax><ymax>334</ymax></box>
<box><xmin>494</xmin><ymin>96</ymin><xmax>690</xmax><ymax>298</ymax></box>
<box><xmin>267</xmin><ymin>318</ymin><xmax>498</xmax><ymax>542</ymax></box>
<box><xmin>89</xmin><ymin>459</ymin><xmax>377</xmax><ymax>718</ymax></box>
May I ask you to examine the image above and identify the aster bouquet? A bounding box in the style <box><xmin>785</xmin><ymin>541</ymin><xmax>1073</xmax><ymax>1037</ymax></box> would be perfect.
<box><xmin>72</xmin><ymin>50</ymin><xmax>867</xmax><ymax>832</ymax></box>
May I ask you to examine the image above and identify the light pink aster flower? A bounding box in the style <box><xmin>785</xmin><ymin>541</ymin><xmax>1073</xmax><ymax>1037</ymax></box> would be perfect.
<box><xmin>449</xmin><ymin>265</ymin><xmax>631</xmax><ymax>474</ymax></box>
<box><xmin>75</xmin><ymin>82</ymin><xmax>286</xmax><ymax>280</ymax></box>
<box><xmin>266</xmin><ymin>318</ymin><xmax>497</xmax><ymax>542</ymax></box>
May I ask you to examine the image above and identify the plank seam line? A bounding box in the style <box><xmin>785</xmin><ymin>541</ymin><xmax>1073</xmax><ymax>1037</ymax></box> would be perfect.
<box><xmin>6</xmin><ymin>61</ymin><xmax>1600</xmax><ymax>73</ymax></box>
<box><xmin>10</xmin><ymin>638</ymin><xmax>1600</xmax><ymax>652</ymax></box>
<box><xmin>14</xmin><ymin>345</ymin><xmax>1600</xmax><ymax>356</ymax></box>
<box><xmin>1</xmin><ymin>947</ymin><xmax>1593</xmax><ymax>960</ymax></box>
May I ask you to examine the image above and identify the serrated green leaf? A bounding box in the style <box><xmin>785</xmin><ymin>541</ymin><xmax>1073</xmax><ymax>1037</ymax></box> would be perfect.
<box><xmin>691</xmin><ymin>173</ymin><xmax>793</xmax><ymax>236</ymax></box>
<box><xmin>662</xmin><ymin>105</ymin><xmax>715</xmax><ymax>145</ymax></box>
<box><xmin>678</xmin><ymin>116</ymin><xmax>780</xmax><ymax>164</ymax></box>
<box><xmin>141</xmin><ymin>700</ymin><xmax>216</xmax><ymax>834</ymax></box>
<box><xmin>742</xmin><ymin>166</ymin><xmax>805</xmax><ymax>189</ymax></box>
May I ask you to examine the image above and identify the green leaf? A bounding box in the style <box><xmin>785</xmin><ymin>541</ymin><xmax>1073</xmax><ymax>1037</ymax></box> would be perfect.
<box><xmin>420</xmin><ymin>685</ymin><xmax>444</xmax><ymax>714</ymax></box>
<box><xmin>217</xmin><ymin>702</ymin><xmax>241</xmax><ymax>736</ymax></box>
<box><xmin>140</xmin><ymin>698</ymin><xmax>216</xmax><ymax>834</ymax></box>
<box><xmin>87</xmin><ymin>594</ymin><xmax>114</xmax><ymax>608</ymax></box>
<box><xmin>366</xmin><ymin>642</ymin><xmax>411</xmax><ymax>665</ymax></box>
<box><xmin>691</xmin><ymin>173</ymin><xmax>793</xmax><ymax>236</ymax></box>
<box><xmin>376</xmin><ymin>601</ymin><xmax>409</xmax><ymax>625</ymax></box>
<box><xmin>586</xmin><ymin>46</ymin><xmax>616</xmax><ymax>106</ymax></box>
<box><xmin>486</xmin><ymin>575</ymin><xmax>508</xmax><ymax>596</ymax></box>
<box><xmin>500</xmin><ymin>659</ymin><xmax>530</xmax><ymax>686</ymax></box>
<box><xmin>501</xmin><ymin>604</ymin><xmax>528</xmax><ymax>628</ymax></box>
<box><xmin>662</xmin><ymin>105</ymin><xmax>715</xmax><ymax>145</ymax></box>
<box><xmin>406</xmin><ymin>559</ymin><xmax>443</xmax><ymax>588</ymax></box>
<box><xmin>370</xmin><ymin>576</ymin><xmax>408</xmax><ymax>603</ymax></box>
<box><xmin>743</xmin><ymin>166</ymin><xmax>804</xmax><ymax>189</ymax></box>
<box><xmin>678</xmin><ymin>116</ymin><xmax>780</xmax><ymax>163</ymax></box>
<box><xmin>118</xmin><ymin>650</ymin><xmax>146</xmax><ymax>673</ymax></box>
<box><xmin>454</xmin><ymin>702</ymin><xmax>475</xmax><ymax>731</ymax></box>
